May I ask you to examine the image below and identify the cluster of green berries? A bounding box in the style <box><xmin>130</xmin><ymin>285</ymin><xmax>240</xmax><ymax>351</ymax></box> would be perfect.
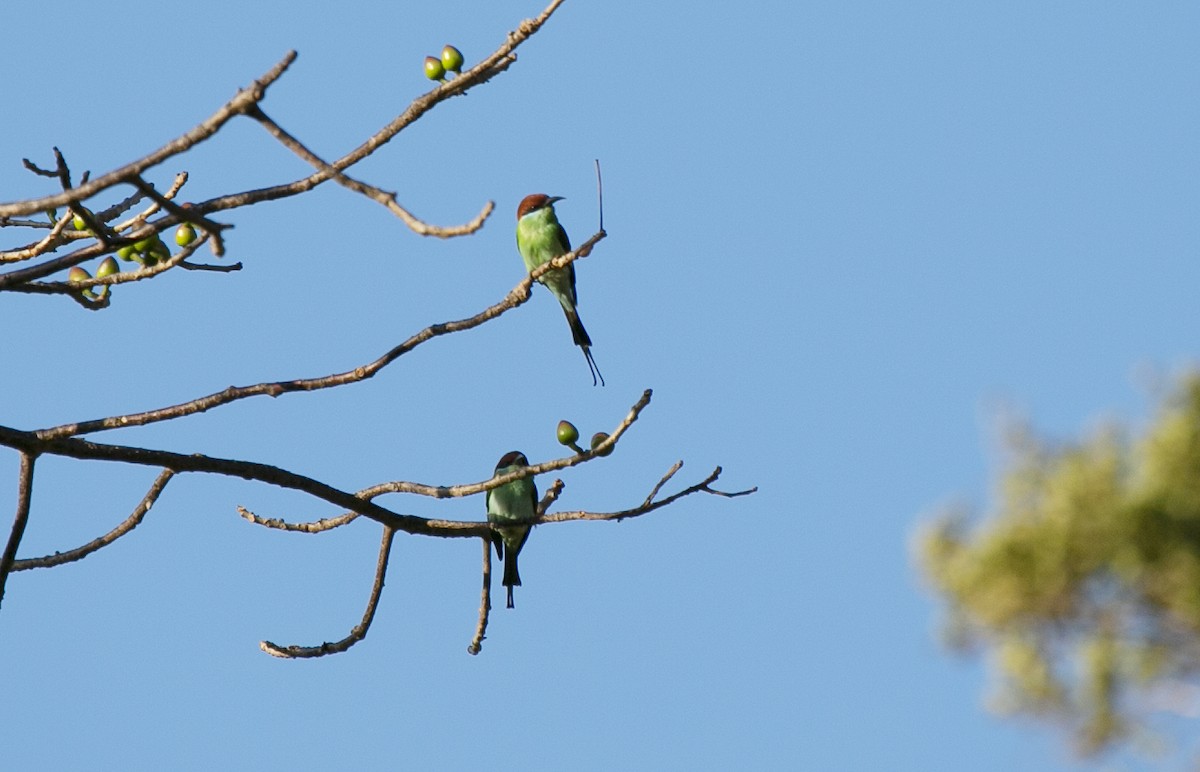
<box><xmin>64</xmin><ymin>205</ymin><xmax>199</xmax><ymax>298</ymax></box>
<box><xmin>555</xmin><ymin>420</ymin><xmax>613</xmax><ymax>457</ymax></box>
<box><xmin>67</xmin><ymin>256</ymin><xmax>120</xmax><ymax>300</ymax></box>
<box><xmin>113</xmin><ymin>223</ymin><xmax>196</xmax><ymax>266</ymax></box>
<box><xmin>424</xmin><ymin>45</ymin><xmax>464</xmax><ymax>82</ymax></box>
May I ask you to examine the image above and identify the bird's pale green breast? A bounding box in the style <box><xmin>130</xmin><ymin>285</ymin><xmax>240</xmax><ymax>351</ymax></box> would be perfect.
<box><xmin>516</xmin><ymin>207</ymin><xmax>569</xmax><ymax>270</ymax></box>
<box><xmin>486</xmin><ymin>466</ymin><xmax>538</xmax><ymax>525</ymax></box>
<box><xmin>516</xmin><ymin>207</ymin><xmax>577</xmax><ymax>306</ymax></box>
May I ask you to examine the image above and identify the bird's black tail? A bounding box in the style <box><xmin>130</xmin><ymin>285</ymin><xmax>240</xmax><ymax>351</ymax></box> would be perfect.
<box><xmin>563</xmin><ymin>305</ymin><xmax>592</xmax><ymax>348</ymax></box>
<box><xmin>503</xmin><ymin>551</ymin><xmax>521</xmax><ymax>609</ymax></box>
<box><xmin>563</xmin><ymin>307</ymin><xmax>604</xmax><ymax>387</ymax></box>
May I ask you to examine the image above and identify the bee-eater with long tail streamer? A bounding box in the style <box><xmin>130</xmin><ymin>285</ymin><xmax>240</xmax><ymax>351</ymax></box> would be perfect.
<box><xmin>516</xmin><ymin>193</ymin><xmax>604</xmax><ymax>386</ymax></box>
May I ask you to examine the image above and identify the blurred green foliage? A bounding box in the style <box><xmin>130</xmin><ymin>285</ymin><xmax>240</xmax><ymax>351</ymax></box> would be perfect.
<box><xmin>917</xmin><ymin>374</ymin><xmax>1200</xmax><ymax>755</ymax></box>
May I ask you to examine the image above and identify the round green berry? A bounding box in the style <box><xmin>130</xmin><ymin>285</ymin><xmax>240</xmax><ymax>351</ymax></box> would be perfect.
<box><xmin>557</xmin><ymin>420</ymin><xmax>580</xmax><ymax>446</ymax></box>
<box><xmin>96</xmin><ymin>257</ymin><xmax>120</xmax><ymax>279</ymax></box>
<box><xmin>116</xmin><ymin>244</ymin><xmax>137</xmax><ymax>261</ymax></box>
<box><xmin>441</xmin><ymin>44</ymin><xmax>464</xmax><ymax>74</ymax></box>
<box><xmin>175</xmin><ymin>223</ymin><xmax>197</xmax><ymax>247</ymax></box>
<box><xmin>67</xmin><ymin>266</ymin><xmax>91</xmax><ymax>283</ymax></box>
<box><xmin>424</xmin><ymin>56</ymin><xmax>446</xmax><ymax>82</ymax></box>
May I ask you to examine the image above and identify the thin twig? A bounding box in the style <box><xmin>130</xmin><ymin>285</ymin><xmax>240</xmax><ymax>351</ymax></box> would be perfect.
<box><xmin>0</xmin><ymin>453</ymin><xmax>37</xmax><ymax>608</ymax></box>
<box><xmin>114</xmin><ymin>173</ymin><xmax>188</xmax><ymax>233</ymax></box>
<box><xmin>0</xmin><ymin>214</ymin><xmax>74</xmax><ymax>264</ymax></box>
<box><xmin>538</xmin><ymin>479</ymin><xmax>564</xmax><ymax>515</ymax></box>
<box><xmin>260</xmin><ymin>526</ymin><xmax>395</xmax><ymax>658</ymax></box>
<box><xmin>99</xmin><ymin>186</ymin><xmax>154</xmax><ymax>226</ymax></box>
<box><xmin>540</xmin><ymin>465</ymin><xmax>757</xmax><ymax>524</ymax></box>
<box><xmin>12</xmin><ymin>469</ymin><xmax>174</xmax><ymax>571</ymax></box>
<box><xmin>21</xmin><ymin>158</ymin><xmax>57</xmax><ymax>178</ymax></box>
<box><xmin>246</xmin><ymin>106</ymin><xmax>492</xmax><ymax>238</ymax></box>
<box><xmin>49</xmin><ymin>148</ymin><xmax>73</xmax><ymax>191</ymax></box>
<box><xmin>594</xmin><ymin>158</ymin><xmax>604</xmax><ymax>232</ymax></box>
<box><xmin>237</xmin><ymin>505</ymin><xmax>358</xmax><ymax>533</ymax></box>
<box><xmin>467</xmin><ymin>536</ymin><xmax>493</xmax><ymax>655</ymax></box>
<box><xmin>642</xmin><ymin>460</ymin><xmax>683</xmax><ymax>507</ymax></box>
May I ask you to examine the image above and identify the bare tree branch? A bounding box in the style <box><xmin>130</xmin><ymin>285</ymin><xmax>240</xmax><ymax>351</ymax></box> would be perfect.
<box><xmin>359</xmin><ymin>387</ymin><xmax>647</xmax><ymax>499</ymax></box>
<box><xmin>0</xmin><ymin>214</ymin><xmax>74</xmax><ymax>264</ymax></box>
<box><xmin>236</xmin><ymin>505</ymin><xmax>358</xmax><ymax>534</ymax></box>
<box><xmin>0</xmin><ymin>425</ymin><xmax>437</xmax><ymax>535</ymax></box>
<box><xmin>200</xmin><ymin>0</ymin><xmax>566</xmax><ymax>223</ymax></box>
<box><xmin>1</xmin><ymin>176</ymin><xmax>204</xmax><ymax>290</ymax></box>
<box><xmin>234</xmin><ymin>459</ymin><xmax>752</xmax><ymax>547</ymax></box>
<box><xmin>260</xmin><ymin>526</ymin><xmax>396</xmax><ymax>658</ymax></box>
<box><xmin>11</xmin><ymin>469</ymin><xmax>175</xmax><ymax>571</ymax></box>
<box><xmin>467</xmin><ymin>536</ymin><xmax>494</xmax><ymax>655</ymax></box>
<box><xmin>0</xmin><ymin>0</ymin><xmax>757</xmax><ymax>657</ymax></box>
<box><xmin>20</xmin><ymin>157</ymin><xmax>59</xmax><ymax>179</ymax></box>
<box><xmin>0</xmin><ymin>453</ymin><xmax>36</xmax><ymax>608</ymax></box>
<box><xmin>0</xmin><ymin>52</ymin><xmax>298</xmax><ymax>220</ymax></box>
<box><xmin>33</xmin><ymin>235</ymin><xmax>606</xmax><ymax>440</ymax></box>
<box><xmin>539</xmin><ymin>464</ymin><xmax>758</xmax><ymax>524</ymax></box>
<box><xmin>641</xmin><ymin>460</ymin><xmax>683</xmax><ymax>507</ymax></box>
<box><xmin>263</xmin><ymin>460</ymin><xmax>749</xmax><ymax>660</ymax></box>
<box><xmin>231</xmin><ymin>392</ymin><xmax>646</xmax><ymax>537</ymax></box>
<box><xmin>538</xmin><ymin>479</ymin><xmax>565</xmax><ymax>515</ymax></box>
<box><xmin>0</xmin><ymin>0</ymin><xmax>568</xmax><ymax>291</ymax></box>
<box><xmin>245</xmin><ymin>106</ymin><xmax>493</xmax><ymax>238</ymax></box>
<box><xmin>465</xmin><ymin>477</ymin><xmax>561</xmax><ymax>656</ymax></box>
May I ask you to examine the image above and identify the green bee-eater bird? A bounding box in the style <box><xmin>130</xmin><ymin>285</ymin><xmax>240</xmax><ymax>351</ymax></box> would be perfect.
<box><xmin>486</xmin><ymin>450</ymin><xmax>538</xmax><ymax>609</ymax></box>
<box><xmin>516</xmin><ymin>193</ymin><xmax>604</xmax><ymax>386</ymax></box>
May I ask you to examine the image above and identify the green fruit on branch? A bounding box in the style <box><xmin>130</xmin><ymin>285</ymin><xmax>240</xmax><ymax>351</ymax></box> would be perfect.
<box><xmin>441</xmin><ymin>44</ymin><xmax>464</xmax><ymax>74</ymax></box>
<box><xmin>590</xmin><ymin>432</ymin><xmax>614</xmax><ymax>457</ymax></box>
<box><xmin>424</xmin><ymin>56</ymin><xmax>446</xmax><ymax>82</ymax></box>
<box><xmin>175</xmin><ymin>223</ymin><xmax>197</xmax><ymax>246</ymax></box>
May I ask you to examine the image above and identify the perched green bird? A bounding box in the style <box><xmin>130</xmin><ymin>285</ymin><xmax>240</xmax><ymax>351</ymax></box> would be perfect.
<box><xmin>516</xmin><ymin>193</ymin><xmax>604</xmax><ymax>386</ymax></box>
<box><xmin>486</xmin><ymin>450</ymin><xmax>538</xmax><ymax>609</ymax></box>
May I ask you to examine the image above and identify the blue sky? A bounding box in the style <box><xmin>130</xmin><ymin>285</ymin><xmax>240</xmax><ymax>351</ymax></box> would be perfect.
<box><xmin>2</xmin><ymin>1</ymin><xmax>1199</xmax><ymax>769</ymax></box>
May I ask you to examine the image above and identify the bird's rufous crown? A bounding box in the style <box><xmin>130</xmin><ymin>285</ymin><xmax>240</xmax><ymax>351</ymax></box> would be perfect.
<box><xmin>517</xmin><ymin>193</ymin><xmax>559</xmax><ymax>220</ymax></box>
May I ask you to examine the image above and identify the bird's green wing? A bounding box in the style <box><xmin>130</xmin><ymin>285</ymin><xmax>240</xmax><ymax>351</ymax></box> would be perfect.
<box><xmin>555</xmin><ymin>221</ymin><xmax>571</xmax><ymax>253</ymax></box>
<box><xmin>486</xmin><ymin>487</ymin><xmax>502</xmax><ymax>558</ymax></box>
